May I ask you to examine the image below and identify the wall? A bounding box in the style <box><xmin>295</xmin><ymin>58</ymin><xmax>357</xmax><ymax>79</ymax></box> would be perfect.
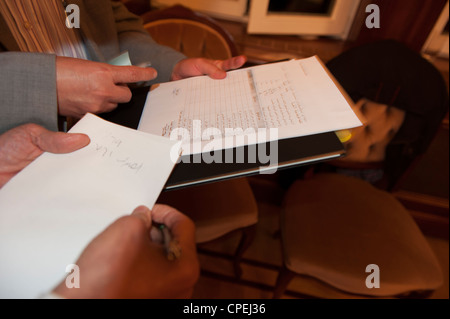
<box><xmin>349</xmin><ymin>0</ymin><xmax>447</xmax><ymax>52</ymax></box>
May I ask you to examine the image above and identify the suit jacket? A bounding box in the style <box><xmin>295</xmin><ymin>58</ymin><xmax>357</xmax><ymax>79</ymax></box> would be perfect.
<box><xmin>0</xmin><ymin>0</ymin><xmax>185</xmax><ymax>134</ymax></box>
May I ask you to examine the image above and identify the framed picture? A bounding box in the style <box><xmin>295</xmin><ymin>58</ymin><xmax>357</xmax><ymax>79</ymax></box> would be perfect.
<box><xmin>247</xmin><ymin>0</ymin><xmax>361</xmax><ymax>39</ymax></box>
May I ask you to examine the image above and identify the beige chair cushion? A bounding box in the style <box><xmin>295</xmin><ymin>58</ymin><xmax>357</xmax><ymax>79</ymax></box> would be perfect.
<box><xmin>282</xmin><ymin>173</ymin><xmax>443</xmax><ymax>296</ymax></box>
<box><xmin>157</xmin><ymin>178</ymin><xmax>258</xmax><ymax>243</ymax></box>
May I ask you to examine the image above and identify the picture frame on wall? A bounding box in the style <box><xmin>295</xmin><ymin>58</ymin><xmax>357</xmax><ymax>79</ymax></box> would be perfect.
<box><xmin>247</xmin><ymin>0</ymin><xmax>361</xmax><ymax>39</ymax></box>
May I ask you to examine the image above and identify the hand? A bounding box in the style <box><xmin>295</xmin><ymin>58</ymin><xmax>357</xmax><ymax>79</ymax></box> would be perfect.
<box><xmin>0</xmin><ymin>124</ymin><xmax>90</xmax><ymax>188</ymax></box>
<box><xmin>56</xmin><ymin>57</ymin><xmax>158</xmax><ymax>118</ymax></box>
<box><xmin>53</xmin><ymin>205</ymin><xmax>199</xmax><ymax>299</ymax></box>
<box><xmin>171</xmin><ymin>55</ymin><xmax>247</xmax><ymax>81</ymax></box>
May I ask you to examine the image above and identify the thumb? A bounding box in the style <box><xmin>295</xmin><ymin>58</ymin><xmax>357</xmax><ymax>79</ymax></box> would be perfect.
<box><xmin>131</xmin><ymin>205</ymin><xmax>152</xmax><ymax>229</ymax></box>
<box><xmin>35</xmin><ymin>129</ymin><xmax>90</xmax><ymax>154</ymax></box>
<box><xmin>111</xmin><ymin>65</ymin><xmax>158</xmax><ymax>84</ymax></box>
<box><xmin>215</xmin><ymin>55</ymin><xmax>247</xmax><ymax>72</ymax></box>
<box><xmin>198</xmin><ymin>60</ymin><xmax>227</xmax><ymax>79</ymax></box>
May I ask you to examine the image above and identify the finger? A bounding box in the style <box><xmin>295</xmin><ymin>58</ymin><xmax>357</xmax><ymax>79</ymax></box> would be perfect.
<box><xmin>102</xmin><ymin>102</ymin><xmax>120</xmax><ymax>114</ymax></box>
<box><xmin>108</xmin><ymin>84</ymin><xmax>133</xmax><ymax>104</ymax></box>
<box><xmin>151</xmin><ymin>204</ymin><xmax>196</xmax><ymax>249</ymax></box>
<box><xmin>130</xmin><ymin>206</ymin><xmax>166</xmax><ymax>244</ymax></box>
<box><xmin>131</xmin><ymin>206</ymin><xmax>152</xmax><ymax>229</ymax></box>
<box><xmin>110</xmin><ymin>66</ymin><xmax>158</xmax><ymax>84</ymax></box>
<box><xmin>216</xmin><ymin>55</ymin><xmax>247</xmax><ymax>71</ymax></box>
<box><xmin>195</xmin><ymin>59</ymin><xmax>227</xmax><ymax>79</ymax></box>
<box><xmin>150</xmin><ymin>225</ymin><xmax>163</xmax><ymax>243</ymax></box>
<box><xmin>30</xmin><ymin>125</ymin><xmax>90</xmax><ymax>154</ymax></box>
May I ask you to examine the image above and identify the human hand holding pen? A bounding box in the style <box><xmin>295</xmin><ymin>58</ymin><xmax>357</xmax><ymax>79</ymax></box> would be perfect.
<box><xmin>53</xmin><ymin>205</ymin><xmax>199</xmax><ymax>299</ymax></box>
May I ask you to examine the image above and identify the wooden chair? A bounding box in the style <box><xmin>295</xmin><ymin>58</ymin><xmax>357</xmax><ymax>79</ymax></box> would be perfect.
<box><xmin>141</xmin><ymin>5</ymin><xmax>239</xmax><ymax>60</ymax></box>
<box><xmin>274</xmin><ymin>40</ymin><xmax>448</xmax><ymax>298</ymax></box>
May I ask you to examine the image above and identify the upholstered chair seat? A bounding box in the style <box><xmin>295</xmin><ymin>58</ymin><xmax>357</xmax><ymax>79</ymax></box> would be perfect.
<box><xmin>276</xmin><ymin>173</ymin><xmax>443</xmax><ymax>297</ymax></box>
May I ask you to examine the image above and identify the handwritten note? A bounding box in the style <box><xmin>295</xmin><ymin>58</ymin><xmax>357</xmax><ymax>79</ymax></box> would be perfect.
<box><xmin>93</xmin><ymin>135</ymin><xmax>145</xmax><ymax>173</ymax></box>
<box><xmin>0</xmin><ymin>114</ymin><xmax>181</xmax><ymax>298</ymax></box>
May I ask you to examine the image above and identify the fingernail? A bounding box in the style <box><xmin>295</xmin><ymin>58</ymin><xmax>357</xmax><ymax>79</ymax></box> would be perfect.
<box><xmin>214</xmin><ymin>71</ymin><xmax>227</xmax><ymax>79</ymax></box>
<box><xmin>65</xmin><ymin>134</ymin><xmax>90</xmax><ymax>146</ymax></box>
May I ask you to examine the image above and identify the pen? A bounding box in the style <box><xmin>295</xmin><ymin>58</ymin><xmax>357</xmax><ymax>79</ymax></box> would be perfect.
<box><xmin>153</xmin><ymin>223</ymin><xmax>181</xmax><ymax>261</ymax></box>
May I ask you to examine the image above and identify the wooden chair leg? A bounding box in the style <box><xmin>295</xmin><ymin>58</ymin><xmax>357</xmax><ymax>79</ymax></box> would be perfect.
<box><xmin>233</xmin><ymin>225</ymin><xmax>256</xmax><ymax>279</ymax></box>
<box><xmin>273</xmin><ymin>265</ymin><xmax>295</xmax><ymax>299</ymax></box>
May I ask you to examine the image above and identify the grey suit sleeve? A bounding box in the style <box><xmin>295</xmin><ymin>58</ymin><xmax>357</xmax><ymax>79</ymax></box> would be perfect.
<box><xmin>111</xmin><ymin>2</ymin><xmax>186</xmax><ymax>83</ymax></box>
<box><xmin>0</xmin><ymin>52</ymin><xmax>58</xmax><ymax>134</ymax></box>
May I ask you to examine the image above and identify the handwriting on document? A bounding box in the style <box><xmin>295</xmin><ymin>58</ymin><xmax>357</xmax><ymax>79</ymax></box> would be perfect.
<box><xmin>173</xmin><ymin>88</ymin><xmax>181</xmax><ymax>97</ymax></box>
<box><xmin>158</xmin><ymin>65</ymin><xmax>309</xmax><ymax>140</ymax></box>
<box><xmin>93</xmin><ymin>135</ymin><xmax>144</xmax><ymax>173</ymax></box>
<box><xmin>252</xmin><ymin>67</ymin><xmax>308</xmax><ymax>128</ymax></box>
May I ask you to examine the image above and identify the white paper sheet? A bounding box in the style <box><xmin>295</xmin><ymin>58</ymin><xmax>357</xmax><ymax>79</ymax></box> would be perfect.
<box><xmin>138</xmin><ymin>56</ymin><xmax>362</xmax><ymax>155</ymax></box>
<box><xmin>0</xmin><ymin>114</ymin><xmax>181</xmax><ymax>298</ymax></box>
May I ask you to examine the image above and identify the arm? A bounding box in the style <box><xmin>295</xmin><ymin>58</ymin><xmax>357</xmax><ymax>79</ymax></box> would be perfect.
<box><xmin>0</xmin><ymin>52</ymin><xmax>157</xmax><ymax>125</ymax></box>
<box><xmin>0</xmin><ymin>52</ymin><xmax>58</xmax><ymax>135</ymax></box>
<box><xmin>110</xmin><ymin>2</ymin><xmax>247</xmax><ymax>82</ymax></box>
<box><xmin>111</xmin><ymin>1</ymin><xmax>186</xmax><ymax>83</ymax></box>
